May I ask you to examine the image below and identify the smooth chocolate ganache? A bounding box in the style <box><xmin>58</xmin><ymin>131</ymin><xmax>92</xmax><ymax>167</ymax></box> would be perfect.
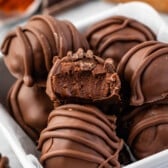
<box><xmin>86</xmin><ymin>16</ymin><xmax>156</xmax><ymax>68</ymax></box>
<box><xmin>46</xmin><ymin>48</ymin><xmax>121</xmax><ymax>106</ymax></box>
<box><xmin>1</xmin><ymin>14</ymin><xmax>89</xmax><ymax>87</ymax></box>
<box><xmin>7</xmin><ymin>80</ymin><xmax>53</xmax><ymax>142</ymax></box>
<box><xmin>38</xmin><ymin>104</ymin><xmax>123</xmax><ymax>168</ymax></box>
<box><xmin>117</xmin><ymin>41</ymin><xmax>168</xmax><ymax>106</ymax></box>
<box><xmin>0</xmin><ymin>154</ymin><xmax>9</xmax><ymax>168</ymax></box>
<box><xmin>120</xmin><ymin>104</ymin><xmax>168</xmax><ymax>159</ymax></box>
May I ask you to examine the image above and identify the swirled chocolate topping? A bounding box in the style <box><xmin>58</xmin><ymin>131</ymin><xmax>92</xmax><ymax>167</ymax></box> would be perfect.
<box><xmin>46</xmin><ymin>48</ymin><xmax>121</xmax><ymax>106</ymax></box>
<box><xmin>7</xmin><ymin>80</ymin><xmax>53</xmax><ymax>142</ymax></box>
<box><xmin>120</xmin><ymin>104</ymin><xmax>168</xmax><ymax>159</ymax></box>
<box><xmin>86</xmin><ymin>16</ymin><xmax>156</xmax><ymax>68</ymax></box>
<box><xmin>0</xmin><ymin>154</ymin><xmax>9</xmax><ymax>168</ymax></box>
<box><xmin>1</xmin><ymin>14</ymin><xmax>89</xmax><ymax>87</ymax></box>
<box><xmin>38</xmin><ymin>104</ymin><xmax>123</xmax><ymax>168</ymax></box>
<box><xmin>117</xmin><ymin>41</ymin><xmax>168</xmax><ymax>106</ymax></box>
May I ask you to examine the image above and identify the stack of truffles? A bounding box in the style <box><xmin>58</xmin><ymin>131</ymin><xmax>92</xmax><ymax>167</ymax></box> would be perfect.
<box><xmin>117</xmin><ymin>41</ymin><xmax>168</xmax><ymax>159</ymax></box>
<box><xmin>1</xmin><ymin>14</ymin><xmax>168</xmax><ymax>167</ymax></box>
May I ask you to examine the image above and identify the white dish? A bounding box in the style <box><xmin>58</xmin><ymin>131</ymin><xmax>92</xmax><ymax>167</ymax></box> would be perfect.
<box><xmin>0</xmin><ymin>1</ymin><xmax>168</xmax><ymax>168</ymax></box>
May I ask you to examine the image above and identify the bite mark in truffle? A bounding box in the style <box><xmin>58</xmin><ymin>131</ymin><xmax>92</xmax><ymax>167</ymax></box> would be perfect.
<box><xmin>46</xmin><ymin>48</ymin><xmax>121</xmax><ymax>105</ymax></box>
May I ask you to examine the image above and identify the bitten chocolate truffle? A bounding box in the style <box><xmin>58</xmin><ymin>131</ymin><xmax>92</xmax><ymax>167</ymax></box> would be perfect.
<box><xmin>117</xmin><ymin>41</ymin><xmax>168</xmax><ymax>106</ymax></box>
<box><xmin>38</xmin><ymin>104</ymin><xmax>123</xmax><ymax>168</ymax></box>
<box><xmin>1</xmin><ymin>14</ymin><xmax>89</xmax><ymax>87</ymax></box>
<box><xmin>120</xmin><ymin>104</ymin><xmax>168</xmax><ymax>159</ymax></box>
<box><xmin>86</xmin><ymin>16</ymin><xmax>156</xmax><ymax>67</ymax></box>
<box><xmin>7</xmin><ymin>80</ymin><xmax>53</xmax><ymax>142</ymax></box>
<box><xmin>0</xmin><ymin>154</ymin><xmax>9</xmax><ymax>168</ymax></box>
<box><xmin>46</xmin><ymin>48</ymin><xmax>121</xmax><ymax>106</ymax></box>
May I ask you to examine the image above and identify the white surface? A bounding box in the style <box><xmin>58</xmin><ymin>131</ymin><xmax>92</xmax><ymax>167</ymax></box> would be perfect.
<box><xmin>124</xmin><ymin>150</ymin><xmax>168</xmax><ymax>168</ymax></box>
<box><xmin>0</xmin><ymin>105</ymin><xmax>41</xmax><ymax>168</ymax></box>
<box><xmin>0</xmin><ymin>1</ymin><xmax>168</xmax><ymax>168</ymax></box>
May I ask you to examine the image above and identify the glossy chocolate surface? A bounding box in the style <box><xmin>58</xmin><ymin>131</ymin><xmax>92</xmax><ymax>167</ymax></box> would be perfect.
<box><xmin>117</xmin><ymin>41</ymin><xmax>168</xmax><ymax>106</ymax></box>
<box><xmin>38</xmin><ymin>104</ymin><xmax>123</xmax><ymax>168</ymax></box>
<box><xmin>121</xmin><ymin>104</ymin><xmax>168</xmax><ymax>159</ymax></box>
<box><xmin>86</xmin><ymin>16</ymin><xmax>156</xmax><ymax>67</ymax></box>
<box><xmin>7</xmin><ymin>80</ymin><xmax>53</xmax><ymax>142</ymax></box>
<box><xmin>1</xmin><ymin>15</ymin><xmax>89</xmax><ymax>87</ymax></box>
<box><xmin>46</xmin><ymin>48</ymin><xmax>121</xmax><ymax>106</ymax></box>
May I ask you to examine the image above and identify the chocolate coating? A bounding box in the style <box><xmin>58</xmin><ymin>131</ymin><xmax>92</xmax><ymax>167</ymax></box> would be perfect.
<box><xmin>1</xmin><ymin>15</ymin><xmax>89</xmax><ymax>87</ymax></box>
<box><xmin>7</xmin><ymin>80</ymin><xmax>53</xmax><ymax>142</ymax></box>
<box><xmin>117</xmin><ymin>41</ymin><xmax>168</xmax><ymax>106</ymax></box>
<box><xmin>46</xmin><ymin>48</ymin><xmax>121</xmax><ymax>106</ymax></box>
<box><xmin>86</xmin><ymin>16</ymin><xmax>156</xmax><ymax>67</ymax></box>
<box><xmin>38</xmin><ymin>104</ymin><xmax>123</xmax><ymax>168</ymax></box>
<box><xmin>121</xmin><ymin>104</ymin><xmax>168</xmax><ymax>159</ymax></box>
<box><xmin>0</xmin><ymin>154</ymin><xmax>9</xmax><ymax>168</ymax></box>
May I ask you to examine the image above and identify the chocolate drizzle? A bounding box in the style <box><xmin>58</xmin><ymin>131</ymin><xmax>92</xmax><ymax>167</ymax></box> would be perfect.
<box><xmin>117</xmin><ymin>41</ymin><xmax>168</xmax><ymax>105</ymax></box>
<box><xmin>7</xmin><ymin>80</ymin><xmax>53</xmax><ymax>142</ymax></box>
<box><xmin>86</xmin><ymin>16</ymin><xmax>156</xmax><ymax>67</ymax></box>
<box><xmin>38</xmin><ymin>104</ymin><xmax>123</xmax><ymax>168</ymax></box>
<box><xmin>1</xmin><ymin>15</ymin><xmax>89</xmax><ymax>87</ymax></box>
<box><xmin>121</xmin><ymin>104</ymin><xmax>168</xmax><ymax>159</ymax></box>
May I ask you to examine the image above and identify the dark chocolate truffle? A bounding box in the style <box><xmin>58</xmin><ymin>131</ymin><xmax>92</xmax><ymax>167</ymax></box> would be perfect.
<box><xmin>46</xmin><ymin>48</ymin><xmax>121</xmax><ymax>106</ymax></box>
<box><xmin>1</xmin><ymin>14</ymin><xmax>89</xmax><ymax>87</ymax></box>
<box><xmin>86</xmin><ymin>16</ymin><xmax>156</xmax><ymax>67</ymax></box>
<box><xmin>7</xmin><ymin>80</ymin><xmax>53</xmax><ymax>142</ymax></box>
<box><xmin>38</xmin><ymin>104</ymin><xmax>123</xmax><ymax>168</ymax></box>
<box><xmin>0</xmin><ymin>154</ymin><xmax>9</xmax><ymax>168</ymax></box>
<box><xmin>117</xmin><ymin>41</ymin><xmax>168</xmax><ymax>106</ymax></box>
<box><xmin>120</xmin><ymin>104</ymin><xmax>168</xmax><ymax>159</ymax></box>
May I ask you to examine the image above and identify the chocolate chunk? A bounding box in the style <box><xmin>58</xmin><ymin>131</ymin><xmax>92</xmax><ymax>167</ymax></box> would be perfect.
<box><xmin>117</xmin><ymin>41</ymin><xmax>168</xmax><ymax>106</ymax></box>
<box><xmin>86</xmin><ymin>16</ymin><xmax>156</xmax><ymax>68</ymax></box>
<box><xmin>38</xmin><ymin>104</ymin><xmax>123</xmax><ymax>168</ymax></box>
<box><xmin>120</xmin><ymin>104</ymin><xmax>168</xmax><ymax>159</ymax></box>
<box><xmin>1</xmin><ymin>14</ymin><xmax>89</xmax><ymax>87</ymax></box>
<box><xmin>7</xmin><ymin>80</ymin><xmax>53</xmax><ymax>142</ymax></box>
<box><xmin>46</xmin><ymin>48</ymin><xmax>121</xmax><ymax>106</ymax></box>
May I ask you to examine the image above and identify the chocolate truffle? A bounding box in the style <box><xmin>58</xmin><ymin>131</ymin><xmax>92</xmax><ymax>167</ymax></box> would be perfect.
<box><xmin>1</xmin><ymin>14</ymin><xmax>89</xmax><ymax>87</ymax></box>
<box><xmin>46</xmin><ymin>48</ymin><xmax>121</xmax><ymax>106</ymax></box>
<box><xmin>0</xmin><ymin>154</ymin><xmax>9</xmax><ymax>168</ymax></box>
<box><xmin>117</xmin><ymin>41</ymin><xmax>168</xmax><ymax>106</ymax></box>
<box><xmin>86</xmin><ymin>16</ymin><xmax>156</xmax><ymax>67</ymax></box>
<box><xmin>120</xmin><ymin>104</ymin><xmax>168</xmax><ymax>159</ymax></box>
<box><xmin>38</xmin><ymin>104</ymin><xmax>123</xmax><ymax>168</ymax></box>
<box><xmin>7</xmin><ymin>80</ymin><xmax>53</xmax><ymax>142</ymax></box>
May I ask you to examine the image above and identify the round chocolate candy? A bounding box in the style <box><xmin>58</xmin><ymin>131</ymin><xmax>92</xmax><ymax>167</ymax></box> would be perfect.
<box><xmin>121</xmin><ymin>104</ymin><xmax>168</xmax><ymax>159</ymax></box>
<box><xmin>86</xmin><ymin>16</ymin><xmax>156</xmax><ymax>68</ymax></box>
<box><xmin>46</xmin><ymin>48</ymin><xmax>121</xmax><ymax>106</ymax></box>
<box><xmin>1</xmin><ymin>14</ymin><xmax>89</xmax><ymax>87</ymax></box>
<box><xmin>7</xmin><ymin>80</ymin><xmax>53</xmax><ymax>142</ymax></box>
<box><xmin>38</xmin><ymin>104</ymin><xmax>123</xmax><ymax>168</ymax></box>
<box><xmin>0</xmin><ymin>154</ymin><xmax>9</xmax><ymax>168</ymax></box>
<box><xmin>117</xmin><ymin>41</ymin><xmax>168</xmax><ymax>106</ymax></box>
